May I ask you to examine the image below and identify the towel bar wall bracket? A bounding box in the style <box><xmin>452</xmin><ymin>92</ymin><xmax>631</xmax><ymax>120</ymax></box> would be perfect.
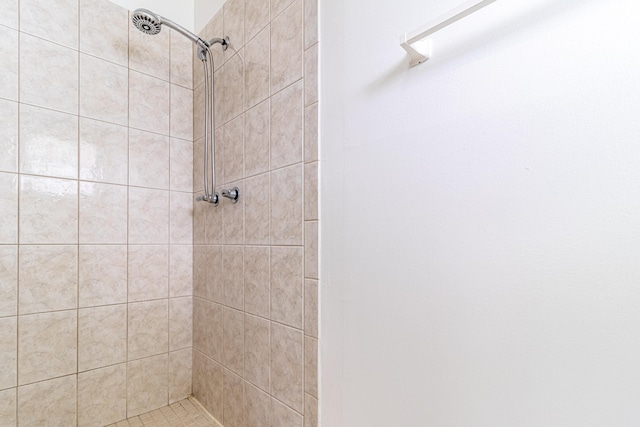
<box><xmin>400</xmin><ymin>37</ymin><xmax>432</xmax><ymax>67</ymax></box>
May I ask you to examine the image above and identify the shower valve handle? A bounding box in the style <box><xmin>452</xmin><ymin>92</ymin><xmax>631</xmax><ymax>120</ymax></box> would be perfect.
<box><xmin>221</xmin><ymin>187</ymin><xmax>239</xmax><ymax>203</ymax></box>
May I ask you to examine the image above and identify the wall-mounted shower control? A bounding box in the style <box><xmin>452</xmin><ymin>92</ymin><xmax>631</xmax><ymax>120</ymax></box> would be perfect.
<box><xmin>221</xmin><ymin>187</ymin><xmax>240</xmax><ymax>204</ymax></box>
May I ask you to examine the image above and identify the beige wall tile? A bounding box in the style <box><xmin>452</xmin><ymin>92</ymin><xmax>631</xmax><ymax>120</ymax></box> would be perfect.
<box><xmin>0</xmin><ymin>388</ymin><xmax>16</xmax><ymax>426</ymax></box>
<box><xmin>0</xmin><ymin>246</ymin><xmax>17</xmax><ymax>317</ymax></box>
<box><xmin>170</xmin><ymin>138</ymin><xmax>194</xmax><ymax>192</ymax></box>
<box><xmin>0</xmin><ymin>27</ymin><xmax>18</xmax><ymax>102</ymax></box>
<box><xmin>80</xmin><ymin>182</ymin><xmax>128</xmax><ymax>244</ymax></box>
<box><xmin>0</xmin><ymin>173</ymin><xmax>17</xmax><ymax>244</ymax></box>
<box><xmin>271</xmin><ymin>247</ymin><xmax>303</xmax><ymax>329</ymax></box>
<box><xmin>224</xmin><ymin>307</ymin><xmax>245</xmax><ymax>376</ymax></box>
<box><xmin>0</xmin><ymin>317</ymin><xmax>17</xmax><ymax>390</ymax></box>
<box><xmin>224</xmin><ymin>114</ymin><xmax>244</xmax><ymax>184</ymax></box>
<box><xmin>79</xmin><ymin>118</ymin><xmax>128</xmax><ymax>185</ymax></box>
<box><xmin>128</xmin><ymin>187</ymin><xmax>169</xmax><ymax>244</ymax></box>
<box><xmin>223</xmin><ymin>370</ymin><xmax>244</xmax><ymax>427</ymax></box>
<box><xmin>205</xmin><ymin>191</ymin><xmax>225</xmax><ymax>244</ymax></box>
<box><xmin>18</xmin><ymin>375</ymin><xmax>77</xmax><ymax>426</ymax></box>
<box><xmin>169</xmin><ymin>348</ymin><xmax>192</xmax><ymax>403</ymax></box>
<box><xmin>245</xmin><ymin>26</ymin><xmax>270</xmax><ymax>110</ymax></box>
<box><xmin>18</xmin><ymin>311</ymin><xmax>77</xmax><ymax>385</ymax></box>
<box><xmin>244</xmin><ymin>381</ymin><xmax>270</xmax><ymax>427</ymax></box>
<box><xmin>80</xmin><ymin>0</ymin><xmax>129</xmax><ymax>66</ymax></box>
<box><xmin>129</xmin><ymin>17</ymin><xmax>170</xmax><ymax>81</ymax></box>
<box><xmin>223</xmin><ymin>181</ymin><xmax>245</xmax><ymax>244</ymax></box>
<box><xmin>245</xmin><ymin>0</ymin><xmax>269</xmax><ymax>42</ymax></box>
<box><xmin>170</xmin><ymin>31</ymin><xmax>193</xmax><ymax>89</ymax></box>
<box><xmin>129</xmin><ymin>129</ymin><xmax>170</xmax><ymax>190</ymax></box>
<box><xmin>271</xmin><ymin>80</ymin><xmax>303</xmax><ymax>169</ymax></box>
<box><xmin>129</xmin><ymin>70</ymin><xmax>170</xmax><ymax>135</ymax></box>
<box><xmin>128</xmin><ymin>245</ymin><xmax>169</xmax><ymax>302</ymax></box>
<box><xmin>193</xmin><ymin>194</ymin><xmax>207</xmax><ymax>243</ymax></box>
<box><xmin>304</xmin><ymin>0</ymin><xmax>318</xmax><ymax>49</ymax></box>
<box><xmin>245</xmin><ymin>100</ymin><xmax>270</xmax><ymax>177</ymax></box>
<box><xmin>223</xmin><ymin>246</ymin><xmax>245</xmax><ymax>310</ymax></box>
<box><xmin>270</xmin><ymin>0</ymin><xmax>303</xmax><ymax>94</ymax></box>
<box><xmin>304</xmin><ymin>394</ymin><xmax>318</xmax><ymax>427</ymax></box>
<box><xmin>193</xmin><ymin>351</ymin><xmax>223</xmax><ymax>420</ymax></box>
<box><xmin>19</xmin><ymin>104</ymin><xmax>78</xmax><ymax>179</ymax></box>
<box><xmin>204</xmin><ymin>301</ymin><xmax>224</xmax><ymax>363</ymax></box>
<box><xmin>222</xmin><ymin>54</ymin><xmax>245</xmax><ymax>124</ymax></box>
<box><xmin>270</xmin><ymin>164</ymin><xmax>304</xmax><ymax>246</ymax></box>
<box><xmin>304</xmin><ymin>280</ymin><xmax>318</xmax><ymax>338</ymax></box>
<box><xmin>270</xmin><ymin>323</ymin><xmax>303</xmax><ymax>413</ymax></box>
<box><xmin>193</xmin><ymin>80</ymin><xmax>206</xmax><ymax>142</ymax></box>
<box><xmin>78</xmin><ymin>363</ymin><xmax>126</xmax><ymax>427</ymax></box>
<box><xmin>304</xmin><ymin>44</ymin><xmax>318</xmax><ymax>107</ymax></box>
<box><xmin>244</xmin><ymin>314</ymin><xmax>270</xmax><ymax>392</ymax></box>
<box><xmin>20</xmin><ymin>0</ymin><xmax>78</xmax><ymax>48</ymax></box>
<box><xmin>79</xmin><ymin>54</ymin><xmax>128</xmax><ymax>126</ymax></box>
<box><xmin>0</xmin><ymin>100</ymin><xmax>18</xmax><ymax>173</ymax></box>
<box><xmin>0</xmin><ymin>0</ymin><xmax>18</xmax><ymax>29</ymax></box>
<box><xmin>304</xmin><ymin>336</ymin><xmax>317</xmax><ymax>397</ymax></box>
<box><xmin>79</xmin><ymin>245</ymin><xmax>127</xmax><ymax>308</ymax></box>
<box><xmin>245</xmin><ymin>173</ymin><xmax>270</xmax><ymax>245</ymax></box>
<box><xmin>304</xmin><ymin>103</ymin><xmax>318</xmax><ymax>163</ymax></box>
<box><xmin>169</xmin><ymin>297</ymin><xmax>193</xmax><ymax>351</ymax></box>
<box><xmin>171</xmin><ymin>84</ymin><xmax>194</xmax><ymax>141</ymax></box>
<box><xmin>78</xmin><ymin>305</ymin><xmax>127</xmax><ymax>372</ymax></box>
<box><xmin>304</xmin><ymin>162</ymin><xmax>318</xmax><ymax>221</ymax></box>
<box><xmin>206</xmin><ymin>245</ymin><xmax>224</xmax><ymax>303</ymax></box>
<box><xmin>304</xmin><ymin>222</ymin><xmax>319</xmax><ymax>279</ymax></box>
<box><xmin>192</xmin><ymin>299</ymin><xmax>207</xmax><ymax>354</ymax></box>
<box><xmin>223</xmin><ymin>0</ymin><xmax>245</xmax><ymax>61</ymax></box>
<box><xmin>19</xmin><ymin>245</ymin><xmax>78</xmax><ymax>314</ymax></box>
<box><xmin>170</xmin><ymin>245</ymin><xmax>193</xmax><ymax>297</ymax></box>
<box><xmin>271</xmin><ymin>397</ymin><xmax>303</xmax><ymax>427</ymax></box>
<box><xmin>20</xmin><ymin>33</ymin><xmax>78</xmax><ymax>114</ymax></box>
<box><xmin>193</xmin><ymin>247</ymin><xmax>207</xmax><ymax>299</ymax></box>
<box><xmin>197</xmin><ymin>9</ymin><xmax>224</xmax><ymax>76</ymax></box>
<box><xmin>20</xmin><ymin>175</ymin><xmax>78</xmax><ymax>244</ymax></box>
<box><xmin>244</xmin><ymin>246</ymin><xmax>270</xmax><ymax>318</ymax></box>
<box><xmin>170</xmin><ymin>192</ymin><xmax>194</xmax><ymax>244</ymax></box>
<box><xmin>128</xmin><ymin>300</ymin><xmax>169</xmax><ymax>360</ymax></box>
<box><xmin>127</xmin><ymin>354</ymin><xmax>168</xmax><ymax>417</ymax></box>
<box><xmin>272</xmin><ymin>0</ymin><xmax>296</xmax><ymax>20</ymax></box>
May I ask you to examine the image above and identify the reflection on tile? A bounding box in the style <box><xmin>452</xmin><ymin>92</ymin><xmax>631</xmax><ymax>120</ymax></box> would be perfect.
<box><xmin>170</xmin><ymin>245</ymin><xmax>193</xmax><ymax>297</ymax></box>
<box><xmin>244</xmin><ymin>246</ymin><xmax>270</xmax><ymax>318</ymax></box>
<box><xmin>169</xmin><ymin>297</ymin><xmax>193</xmax><ymax>351</ymax></box>
<box><xmin>245</xmin><ymin>0</ymin><xmax>269</xmax><ymax>41</ymax></box>
<box><xmin>271</xmin><ymin>396</ymin><xmax>303</xmax><ymax>427</ymax></box>
<box><xmin>79</xmin><ymin>245</ymin><xmax>127</xmax><ymax>308</ymax></box>
<box><xmin>20</xmin><ymin>33</ymin><xmax>78</xmax><ymax>114</ymax></box>
<box><xmin>78</xmin><ymin>363</ymin><xmax>126</xmax><ymax>427</ymax></box>
<box><xmin>79</xmin><ymin>53</ymin><xmax>128</xmax><ymax>126</ymax></box>
<box><xmin>129</xmin><ymin>187</ymin><xmax>169</xmax><ymax>244</ymax></box>
<box><xmin>78</xmin><ymin>305</ymin><xmax>127</xmax><ymax>372</ymax></box>
<box><xmin>245</xmin><ymin>314</ymin><xmax>270</xmax><ymax>392</ymax></box>
<box><xmin>20</xmin><ymin>0</ymin><xmax>78</xmax><ymax>48</ymax></box>
<box><xmin>244</xmin><ymin>99</ymin><xmax>270</xmax><ymax>177</ymax></box>
<box><xmin>171</xmin><ymin>84</ymin><xmax>193</xmax><ymax>141</ymax></box>
<box><xmin>129</xmin><ymin>129</ymin><xmax>170</xmax><ymax>190</ymax></box>
<box><xmin>0</xmin><ymin>27</ymin><xmax>18</xmax><ymax>102</ymax></box>
<box><xmin>304</xmin><ymin>280</ymin><xmax>318</xmax><ymax>338</ymax></box>
<box><xmin>271</xmin><ymin>246</ymin><xmax>303</xmax><ymax>329</ymax></box>
<box><xmin>127</xmin><ymin>354</ymin><xmax>168</xmax><ymax>417</ymax></box>
<box><xmin>244</xmin><ymin>173</ymin><xmax>270</xmax><ymax>245</ymax></box>
<box><xmin>128</xmin><ymin>245</ymin><xmax>169</xmax><ymax>302</ymax></box>
<box><xmin>270</xmin><ymin>165</ymin><xmax>303</xmax><ymax>245</ymax></box>
<box><xmin>171</xmin><ymin>192</ymin><xmax>194</xmax><ymax>244</ymax></box>
<box><xmin>271</xmin><ymin>322</ymin><xmax>304</xmax><ymax>413</ymax></box>
<box><xmin>0</xmin><ymin>100</ymin><xmax>18</xmax><ymax>173</ymax></box>
<box><xmin>19</xmin><ymin>104</ymin><xmax>78</xmax><ymax>179</ymax></box>
<box><xmin>20</xmin><ymin>174</ymin><xmax>78</xmax><ymax>245</ymax></box>
<box><xmin>271</xmin><ymin>80</ymin><xmax>303</xmax><ymax>169</ymax></box>
<box><xmin>129</xmin><ymin>70</ymin><xmax>170</xmax><ymax>135</ymax></box>
<box><xmin>170</xmin><ymin>138</ymin><xmax>194</xmax><ymax>192</ymax></box>
<box><xmin>223</xmin><ymin>307</ymin><xmax>244</xmax><ymax>376</ymax></box>
<box><xmin>128</xmin><ymin>300</ymin><xmax>169</xmax><ymax>360</ymax></box>
<box><xmin>223</xmin><ymin>370</ymin><xmax>243</xmax><ymax>427</ymax></box>
<box><xmin>170</xmin><ymin>31</ymin><xmax>193</xmax><ymax>88</ymax></box>
<box><xmin>129</xmin><ymin>16</ymin><xmax>170</xmax><ymax>81</ymax></box>
<box><xmin>19</xmin><ymin>245</ymin><xmax>78</xmax><ymax>314</ymax></box>
<box><xmin>79</xmin><ymin>118</ymin><xmax>128</xmax><ymax>185</ymax></box>
<box><xmin>0</xmin><ymin>246</ymin><xmax>17</xmax><ymax>317</ymax></box>
<box><xmin>17</xmin><ymin>375</ymin><xmax>77</xmax><ymax>426</ymax></box>
<box><xmin>18</xmin><ymin>311</ymin><xmax>77</xmax><ymax>385</ymax></box>
<box><xmin>0</xmin><ymin>388</ymin><xmax>16</xmax><ymax>426</ymax></box>
<box><xmin>80</xmin><ymin>0</ymin><xmax>129</xmax><ymax>66</ymax></box>
<box><xmin>244</xmin><ymin>382</ymin><xmax>270</xmax><ymax>427</ymax></box>
<box><xmin>79</xmin><ymin>182</ymin><xmax>127</xmax><ymax>244</ymax></box>
<box><xmin>169</xmin><ymin>348</ymin><xmax>192</xmax><ymax>403</ymax></box>
<box><xmin>304</xmin><ymin>103</ymin><xmax>318</xmax><ymax>163</ymax></box>
<box><xmin>0</xmin><ymin>173</ymin><xmax>18</xmax><ymax>244</ymax></box>
<box><xmin>270</xmin><ymin>0</ymin><xmax>303</xmax><ymax>94</ymax></box>
<box><xmin>0</xmin><ymin>317</ymin><xmax>17</xmax><ymax>390</ymax></box>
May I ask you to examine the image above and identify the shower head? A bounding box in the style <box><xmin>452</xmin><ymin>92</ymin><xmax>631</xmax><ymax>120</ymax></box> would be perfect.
<box><xmin>131</xmin><ymin>8</ymin><xmax>209</xmax><ymax>49</ymax></box>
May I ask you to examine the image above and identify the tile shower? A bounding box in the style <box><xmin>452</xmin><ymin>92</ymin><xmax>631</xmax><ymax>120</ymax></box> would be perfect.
<box><xmin>0</xmin><ymin>0</ymin><xmax>318</xmax><ymax>426</ymax></box>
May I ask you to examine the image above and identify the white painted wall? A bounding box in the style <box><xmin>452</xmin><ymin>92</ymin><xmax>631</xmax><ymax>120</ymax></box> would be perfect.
<box><xmin>194</xmin><ymin>0</ymin><xmax>225</xmax><ymax>33</ymax></box>
<box><xmin>109</xmin><ymin>0</ymin><xmax>195</xmax><ymax>31</ymax></box>
<box><xmin>320</xmin><ymin>0</ymin><xmax>640</xmax><ymax>426</ymax></box>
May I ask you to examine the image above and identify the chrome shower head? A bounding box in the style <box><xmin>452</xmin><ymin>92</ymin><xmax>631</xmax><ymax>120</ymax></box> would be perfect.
<box><xmin>131</xmin><ymin>9</ymin><xmax>161</xmax><ymax>35</ymax></box>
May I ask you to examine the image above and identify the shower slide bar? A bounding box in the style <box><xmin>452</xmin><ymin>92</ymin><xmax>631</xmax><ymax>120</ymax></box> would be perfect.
<box><xmin>399</xmin><ymin>0</ymin><xmax>498</xmax><ymax>66</ymax></box>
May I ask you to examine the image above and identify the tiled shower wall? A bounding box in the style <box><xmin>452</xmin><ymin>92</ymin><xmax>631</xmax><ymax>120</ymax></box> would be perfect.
<box><xmin>0</xmin><ymin>0</ymin><xmax>195</xmax><ymax>425</ymax></box>
<box><xmin>191</xmin><ymin>0</ymin><xmax>319</xmax><ymax>425</ymax></box>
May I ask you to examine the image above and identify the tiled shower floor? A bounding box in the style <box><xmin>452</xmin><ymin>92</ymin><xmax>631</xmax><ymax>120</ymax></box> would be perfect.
<box><xmin>105</xmin><ymin>397</ymin><xmax>221</xmax><ymax>427</ymax></box>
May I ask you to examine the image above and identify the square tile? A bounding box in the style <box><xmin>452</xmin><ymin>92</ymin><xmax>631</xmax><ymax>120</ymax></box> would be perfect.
<box><xmin>18</xmin><ymin>375</ymin><xmax>77</xmax><ymax>426</ymax></box>
<box><xmin>19</xmin><ymin>245</ymin><xmax>77</xmax><ymax>314</ymax></box>
<box><xmin>170</xmin><ymin>138</ymin><xmax>193</xmax><ymax>192</ymax></box>
<box><xmin>304</xmin><ymin>336</ymin><xmax>318</xmax><ymax>397</ymax></box>
<box><xmin>245</xmin><ymin>25</ymin><xmax>270</xmax><ymax>111</ymax></box>
<box><xmin>244</xmin><ymin>382</ymin><xmax>270</xmax><ymax>427</ymax></box>
<box><xmin>0</xmin><ymin>317</ymin><xmax>17</xmax><ymax>390</ymax></box>
<box><xmin>169</xmin><ymin>245</ymin><xmax>192</xmax><ymax>297</ymax></box>
<box><xmin>223</xmin><ymin>246</ymin><xmax>244</xmax><ymax>310</ymax></box>
<box><xmin>244</xmin><ymin>173</ymin><xmax>270</xmax><ymax>245</ymax></box>
<box><xmin>0</xmin><ymin>173</ymin><xmax>18</xmax><ymax>244</ymax></box>
<box><xmin>170</xmin><ymin>31</ymin><xmax>193</xmax><ymax>88</ymax></box>
<box><xmin>304</xmin><ymin>280</ymin><xmax>318</xmax><ymax>338</ymax></box>
<box><xmin>223</xmin><ymin>114</ymin><xmax>244</xmax><ymax>184</ymax></box>
<box><xmin>0</xmin><ymin>99</ymin><xmax>18</xmax><ymax>173</ymax></box>
<box><xmin>304</xmin><ymin>44</ymin><xmax>318</xmax><ymax>106</ymax></box>
<box><xmin>170</xmin><ymin>192</ymin><xmax>194</xmax><ymax>244</ymax></box>
<box><xmin>270</xmin><ymin>165</ymin><xmax>303</xmax><ymax>245</ymax></box>
<box><xmin>79</xmin><ymin>182</ymin><xmax>128</xmax><ymax>244</ymax></box>
<box><xmin>80</xmin><ymin>0</ymin><xmax>129</xmax><ymax>66</ymax></box>
<box><xmin>270</xmin><ymin>0</ymin><xmax>303</xmax><ymax>94</ymax></box>
<box><xmin>304</xmin><ymin>221</ymin><xmax>318</xmax><ymax>279</ymax></box>
<box><xmin>223</xmin><ymin>307</ymin><xmax>244</xmax><ymax>376</ymax></box>
<box><xmin>0</xmin><ymin>0</ymin><xmax>18</xmax><ymax>29</ymax></box>
<box><xmin>129</xmin><ymin>70</ymin><xmax>170</xmax><ymax>135</ymax></box>
<box><xmin>0</xmin><ymin>27</ymin><xmax>18</xmax><ymax>102</ymax></box>
<box><xmin>128</xmin><ymin>300</ymin><xmax>168</xmax><ymax>360</ymax></box>
<box><xmin>304</xmin><ymin>162</ymin><xmax>318</xmax><ymax>220</ymax></box>
<box><xmin>0</xmin><ymin>246</ymin><xmax>17</xmax><ymax>317</ymax></box>
<box><xmin>304</xmin><ymin>394</ymin><xmax>318</xmax><ymax>427</ymax></box>
<box><xmin>245</xmin><ymin>0</ymin><xmax>269</xmax><ymax>42</ymax></box>
<box><xmin>271</xmin><ymin>396</ymin><xmax>303</xmax><ymax>427</ymax></box>
<box><xmin>304</xmin><ymin>0</ymin><xmax>318</xmax><ymax>48</ymax></box>
<box><xmin>21</xmin><ymin>0</ymin><xmax>78</xmax><ymax>48</ymax></box>
<box><xmin>245</xmin><ymin>314</ymin><xmax>270</xmax><ymax>392</ymax></box>
<box><xmin>270</xmin><ymin>322</ymin><xmax>304</xmax><ymax>413</ymax></box>
<box><xmin>169</xmin><ymin>348</ymin><xmax>192</xmax><ymax>403</ymax></box>
<box><xmin>129</xmin><ymin>187</ymin><xmax>169</xmax><ymax>244</ymax></box>
<box><xmin>223</xmin><ymin>0</ymin><xmax>245</xmax><ymax>61</ymax></box>
<box><xmin>128</xmin><ymin>245</ymin><xmax>169</xmax><ymax>302</ymax></box>
<box><xmin>270</xmin><ymin>246</ymin><xmax>303</xmax><ymax>329</ymax></box>
<box><xmin>271</xmin><ymin>80</ymin><xmax>303</xmax><ymax>169</ymax></box>
<box><xmin>129</xmin><ymin>129</ymin><xmax>170</xmax><ymax>189</ymax></box>
<box><xmin>304</xmin><ymin>103</ymin><xmax>318</xmax><ymax>163</ymax></box>
<box><xmin>79</xmin><ymin>118</ymin><xmax>128</xmax><ymax>185</ymax></box>
<box><xmin>80</xmin><ymin>53</ymin><xmax>128</xmax><ymax>126</ymax></box>
<box><xmin>170</xmin><ymin>84</ymin><xmax>193</xmax><ymax>140</ymax></box>
<box><xmin>244</xmin><ymin>99</ymin><xmax>270</xmax><ymax>177</ymax></box>
<box><xmin>0</xmin><ymin>388</ymin><xmax>16</xmax><ymax>426</ymax></box>
<box><xmin>78</xmin><ymin>363</ymin><xmax>127</xmax><ymax>427</ymax></box>
<box><xmin>244</xmin><ymin>246</ymin><xmax>270</xmax><ymax>318</ymax></box>
<box><xmin>169</xmin><ymin>297</ymin><xmax>192</xmax><ymax>351</ymax></box>
<box><xmin>78</xmin><ymin>305</ymin><xmax>127</xmax><ymax>372</ymax></box>
<box><xmin>79</xmin><ymin>245</ymin><xmax>127</xmax><ymax>307</ymax></box>
<box><xmin>127</xmin><ymin>354</ymin><xmax>168</xmax><ymax>417</ymax></box>
<box><xmin>223</xmin><ymin>370</ymin><xmax>243</xmax><ymax>427</ymax></box>
<box><xmin>129</xmin><ymin>16</ymin><xmax>170</xmax><ymax>81</ymax></box>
